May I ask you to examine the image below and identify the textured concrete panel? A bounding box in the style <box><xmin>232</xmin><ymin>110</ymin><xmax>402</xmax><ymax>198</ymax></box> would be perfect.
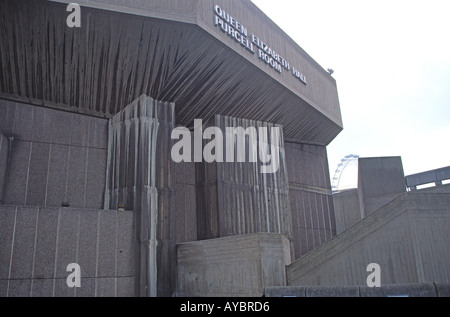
<box><xmin>358</xmin><ymin>157</ymin><xmax>406</xmax><ymax>217</ymax></box>
<box><xmin>75</xmin><ymin>277</ymin><xmax>95</xmax><ymax>297</ymax></box>
<box><xmin>32</xmin><ymin>106</ymin><xmax>53</xmax><ymax>143</ymax></box>
<box><xmin>54</xmin><ymin>278</ymin><xmax>75</xmax><ymax>297</ymax></box>
<box><xmin>85</xmin><ymin>148</ymin><xmax>107</xmax><ymax>209</ymax></box>
<box><xmin>33</xmin><ymin>208</ymin><xmax>59</xmax><ymax>279</ymax></box>
<box><xmin>264</xmin><ymin>286</ymin><xmax>307</xmax><ymax>297</ymax></box>
<box><xmin>177</xmin><ymin>233</ymin><xmax>290</xmax><ymax>297</ymax></box>
<box><xmin>436</xmin><ymin>284</ymin><xmax>450</xmax><ymax>297</ymax></box>
<box><xmin>3</xmin><ymin>140</ymin><xmax>31</xmax><ymax>205</ymax></box>
<box><xmin>10</xmin><ymin>207</ymin><xmax>38</xmax><ymax>279</ymax></box>
<box><xmin>26</xmin><ymin>142</ymin><xmax>50</xmax><ymax>206</ymax></box>
<box><xmin>77</xmin><ymin>210</ymin><xmax>99</xmax><ymax>278</ymax></box>
<box><xmin>13</xmin><ymin>102</ymin><xmax>34</xmax><ymax>141</ymax></box>
<box><xmin>0</xmin><ymin>280</ymin><xmax>7</xmax><ymax>297</ymax></box>
<box><xmin>117</xmin><ymin>277</ymin><xmax>135</xmax><ymax>297</ymax></box>
<box><xmin>51</xmin><ymin>111</ymin><xmax>72</xmax><ymax>145</ymax></box>
<box><xmin>0</xmin><ymin>206</ymin><xmax>16</xmax><ymax>279</ymax></box>
<box><xmin>306</xmin><ymin>286</ymin><xmax>359</xmax><ymax>297</ymax></box>
<box><xmin>88</xmin><ymin>117</ymin><xmax>108</xmax><ymax>149</ymax></box>
<box><xmin>360</xmin><ymin>283</ymin><xmax>437</xmax><ymax>297</ymax></box>
<box><xmin>97</xmin><ymin>210</ymin><xmax>117</xmax><ymax>278</ymax></box>
<box><xmin>0</xmin><ymin>99</ymin><xmax>16</xmax><ymax>136</ymax></box>
<box><xmin>0</xmin><ymin>134</ymin><xmax>7</xmax><ymax>203</ymax></box>
<box><xmin>70</xmin><ymin>114</ymin><xmax>90</xmax><ymax>147</ymax></box>
<box><xmin>45</xmin><ymin>144</ymin><xmax>69</xmax><ymax>207</ymax></box>
<box><xmin>8</xmin><ymin>279</ymin><xmax>31</xmax><ymax>297</ymax></box>
<box><xmin>97</xmin><ymin>278</ymin><xmax>116</xmax><ymax>297</ymax></box>
<box><xmin>55</xmin><ymin>209</ymin><xmax>79</xmax><ymax>279</ymax></box>
<box><xmin>31</xmin><ymin>279</ymin><xmax>54</xmax><ymax>297</ymax></box>
<box><xmin>116</xmin><ymin>211</ymin><xmax>135</xmax><ymax>277</ymax></box>
<box><xmin>66</xmin><ymin>146</ymin><xmax>87</xmax><ymax>208</ymax></box>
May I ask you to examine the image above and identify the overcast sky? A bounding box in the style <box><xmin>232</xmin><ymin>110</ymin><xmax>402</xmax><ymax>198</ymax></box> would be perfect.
<box><xmin>251</xmin><ymin>0</ymin><xmax>450</xmax><ymax>188</ymax></box>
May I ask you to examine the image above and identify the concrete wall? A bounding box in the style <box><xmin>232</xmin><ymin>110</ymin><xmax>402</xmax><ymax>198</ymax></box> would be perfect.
<box><xmin>287</xmin><ymin>193</ymin><xmax>450</xmax><ymax>287</ymax></box>
<box><xmin>285</xmin><ymin>142</ymin><xmax>336</xmax><ymax>259</ymax></box>
<box><xmin>333</xmin><ymin>189</ymin><xmax>361</xmax><ymax>234</ymax></box>
<box><xmin>358</xmin><ymin>157</ymin><xmax>406</xmax><ymax>217</ymax></box>
<box><xmin>0</xmin><ymin>99</ymin><xmax>108</xmax><ymax>209</ymax></box>
<box><xmin>0</xmin><ymin>205</ymin><xmax>135</xmax><ymax>297</ymax></box>
<box><xmin>177</xmin><ymin>233</ymin><xmax>291</xmax><ymax>297</ymax></box>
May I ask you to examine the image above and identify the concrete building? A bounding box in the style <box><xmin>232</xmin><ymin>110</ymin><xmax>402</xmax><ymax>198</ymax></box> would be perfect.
<box><xmin>0</xmin><ymin>0</ymin><xmax>449</xmax><ymax>297</ymax></box>
<box><xmin>0</xmin><ymin>0</ymin><xmax>340</xmax><ymax>297</ymax></box>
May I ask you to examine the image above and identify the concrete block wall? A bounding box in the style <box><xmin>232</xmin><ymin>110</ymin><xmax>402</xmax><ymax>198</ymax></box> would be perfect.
<box><xmin>0</xmin><ymin>205</ymin><xmax>135</xmax><ymax>297</ymax></box>
<box><xmin>177</xmin><ymin>233</ymin><xmax>291</xmax><ymax>297</ymax></box>
<box><xmin>333</xmin><ymin>189</ymin><xmax>361</xmax><ymax>234</ymax></box>
<box><xmin>285</xmin><ymin>142</ymin><xmax>336</xmax><ymax>259</ymax></box>
<box><xmin>287</xmin><ymin>193</ymin><xmax>450</xmax><ymax>287</ymax></box>
<box><xmin>0</xmin><ymin>99</ymin><xmax>108</xmax><ymax>209</ymax></box>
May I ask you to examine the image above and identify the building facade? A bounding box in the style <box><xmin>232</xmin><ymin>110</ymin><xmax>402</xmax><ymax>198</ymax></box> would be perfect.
<box><xmin>0</xmin><ymin>0</ymin><xmax>342</xmax><ymax>297</ymax></box>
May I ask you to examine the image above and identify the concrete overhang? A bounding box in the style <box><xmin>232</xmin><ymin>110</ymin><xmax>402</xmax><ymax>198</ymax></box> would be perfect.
<box><xmin>0</xmin><ymin>0</ymin><xmax>343</xmax><ymax>145</ymax></box>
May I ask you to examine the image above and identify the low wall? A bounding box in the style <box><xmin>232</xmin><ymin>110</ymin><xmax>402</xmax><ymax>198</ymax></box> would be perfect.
<box><xmin>0</xmin><ymin>205</ymin><xmax>135</xmax><ymax>297</ymax></box>
<box><xmin>177</xmin><ymin>233</ymin><xmax>291</xmax><ymax>297</ymax></box>
<box><xmin>265</xmin><ymin>283</ymin><xmax>450</xmax><ymax>297</ymax></box>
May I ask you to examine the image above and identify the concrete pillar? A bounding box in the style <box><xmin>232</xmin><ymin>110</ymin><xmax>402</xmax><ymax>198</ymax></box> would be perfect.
<box><xmin>196</xmin><ymin>115</ymin><xmax>293</xmax><ymax>245</ymax></box>
<box><xmin>104</xmin><ymin>95</ymin><xmax>176</xmax><ymax>297</ymax></box>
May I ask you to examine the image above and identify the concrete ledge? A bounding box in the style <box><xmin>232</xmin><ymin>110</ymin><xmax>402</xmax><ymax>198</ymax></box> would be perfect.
<box><xmin>265</xmin><ymin>283</ymin><xmax>446</xmax><ymax>297</ymax></box>
<box><xmin>360</xmin><ymin>283</ymin><xmax>437</xmax><ymax>297</ymax></box>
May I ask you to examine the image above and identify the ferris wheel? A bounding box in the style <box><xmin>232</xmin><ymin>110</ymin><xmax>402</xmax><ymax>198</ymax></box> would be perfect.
<box><xmin>331</xmin><ymin>154</ymin><xmax>360</xmax><ymax>191</ymax></box>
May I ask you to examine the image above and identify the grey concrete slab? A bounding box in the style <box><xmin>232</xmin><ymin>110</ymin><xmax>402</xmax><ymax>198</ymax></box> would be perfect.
<box><xmin>97</xmin><ymin>278</ymin><xmax>116</xmax><ymax>297</ymax></box>
<box><xmin>185</xmin><ymin>185</ymin><xmax>197</xmax><ymax>242</ymax></box>
<box><xmin>51</xmin><ymin>111</ymin><xmax>72</xmax><ymax>145</ymax></box>
<box><xmin>10</xmin><ymin>206</ymin><xmax>38</xmax><ymax>279</ymax></box>
<box><xmin>175</xmin><ymin>184</ymin><xmax>186</xmax><ymax>244</ymax></box>
<box><xmin>174</xmin><ymin>162</ymin><xmax>185</xmax><ymax>184</ymax></box>
<box><xmin>77</xmin><ymin>210</ymin><xmax>99</xmax><ymax>278</ymax></box>
<box><xmin>85</xmin><ymin>148</ymin><xmax>107</xmax><ymax>209</ymax></box>
<box><xmin>117</xmin><ymin>277</ymin><xmax>135</xmax><ymax>297</ymax></box>
<box><xmin>13</xmin><ymin>102</ymin><xmax>34</xmax><ymax>141</ymax></box>
<box><xmin>8</xmin><ymin>279</ymin><xmax>31</xmax><ymax>297</ymax></box>
<box><xmin>3</xmin><ymin>140</ymin><xmax>31</xmax><ymax>205</ymax></box>
<box><xmin>265</xmin><ymin>286</ymin><xmax>307</xmax><ymax>297</ymax></box>
<box><xmin>45</xmin><ymin>144</ymin><xmax>69</xmax><ymax>207</ymax></box>
<box><xmin>360</xmin><ymin>283</ymin><xmax>437</xmax><ymax>297</ymax></box>
<box><xmin>436</xmin><ymin>283</ymin><xmax>450</xmax><ymax>297</ymax></box>
<box><xmin>0</xmin><ymin>279</ymin><xmax>7</xmax><ymax>297</ymax></box>
<box><xmin>88</xmin><ymin>117</ymin><xmax>108</xmax><ymax>149</ymax></box>
<box><xmin>33</xmin><ymin>207</ymin><xmax>59</xmax><ymax>279</ymax></box>
<box><xmin>75</xmin><ymin>277</ymin><xmax>95</xmax><ymax>297</ymax></box>
<box><xmin>31</xmin><ymin>279</ymin><xmax>54</xmax><ymax>297</ymax></box>
<box><xmin>54</xmin><ymin>278</ymin><xmax>76</xmax><ymax>297</ymax></box>
<box><xmin>306</xmin><ymin>286</ymin><xmax>360</xmax><ymax>297</ymax></box>
<box><xmin>66</xmin><ymin>146</ymin><xmax>87</xmax><ymax>208</ymax></box>
<box><xmin>55</xmin><ymin>209</ymin><xmax>79</xmax><ymax>279</ymax></box>
<box><xmin>70</xmin><ymin>114</ymin><xmax>91</xmax><ymax>147</ymax></box>
<box><xmin>0</xmin><ymin>134</ymin><xmax>8</xmax><ymax>203</ymax></box>
<box><xmin>25</xmin><ymin>142</ymin><xmax>50</xmax><ymax>206</ymax></box>
<box><xmin>0</xmin><ymin>99</ymin><xmax>16</xmax><ymax>135</ymax></box>
<box><xmin>32</xmin><ymin>106</ymin><xmax>53</xmax><ymax>143</ymax></box>
<box><xmin>97</xmin><ymin>210</ymin><xmax>117</xmax><ymax>277</ymax></box>
<box><xmin>0</xmin><ymin>206</ymin><xmax>16</xmax><ymax>279</ymax></box>
<box><xmin>116</xmin><ymin>211</ymin><xmax>135</xmax><ymax>277</ymax></box>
